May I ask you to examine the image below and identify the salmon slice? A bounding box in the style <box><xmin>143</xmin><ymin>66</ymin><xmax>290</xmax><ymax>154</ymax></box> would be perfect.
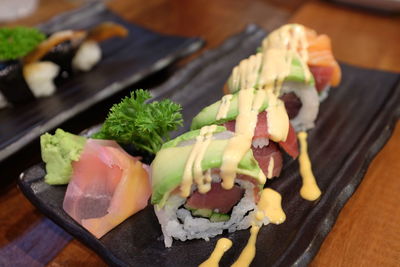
<box><xmin>306</xmin><ymin>29</ymin><xmax>341</xmax><ymax>88</ymax></box>
<box><xmin>63</xmin><ymin>139</ymin><xmax>151</xmax><ymax>238</ymax></box>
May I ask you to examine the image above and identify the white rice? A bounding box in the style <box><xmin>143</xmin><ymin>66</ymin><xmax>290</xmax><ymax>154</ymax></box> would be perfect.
<box><xmin>23</xmin><ymin>61</ymin><xmax>60</xmax><ymax>98</ymax></box>
<box><xmin>281</xmin><ymin>81</ymin><xmax>319</xmax><ymax>131</ymax></box>
<box><xmin>252</xmin><ymin>137</ymin><xmax>269</xmax><ymax>148</ymax></box>
<box><xmin>72</xmin><ymin>41</ymin><xmax>102</xmax><ymax>72</ymax></box>
<box><xmin>318</xmin><ymin>85</ymin><xmax>331</xmax><ymax>102</ymax></box>
<box><xmin>154</xmin><ymin>177</ymin><xmax>269</xmax><ymax>247</ymax></box>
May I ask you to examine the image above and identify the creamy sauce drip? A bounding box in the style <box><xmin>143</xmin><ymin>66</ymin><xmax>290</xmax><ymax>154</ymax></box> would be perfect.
<box><xmin>180</xmin><ymin>125</ymin><xmax>217</xmax><ymax>197</ymax></box>
<box><xmin>230</xmin><ymin>24</ymin><xmax>312</xmax><ymax>96</ymax></box>
<box><xmin>231</xmin><ymin>188</ymin><xmax>286</xmax><ymax>266</ymax></box>
<box><xmin>265</xmin><ymin>90</ymin><xmax>289</xmax><ymax>142</ymax></box>
<box><xmin>220</xmin><ymin>88</ymin><xmax>266</xmax><ymax>190</ymax></box>
<box><xmin>199</xmin><ymin>238</ymin><xmax>233</xmax><ymax>267</ymax></box>
<box><xmin>256</xmin><ymin>188</ymin><xmax>286</xmax><ymax>224</ymax></box>
<box><xmin>298</xmin><ymin>131</ymin><xmax>321</xmax><ymax>201</ymax></box>
<box><xmin>216</xmin><ymin>94</ymin><xmax>233</xmax><ymax>120</ymax></box>
<box><xmin>231</xmin><ymin>224</ymin><xmax>260</xmax><ymax>267</ymax></box>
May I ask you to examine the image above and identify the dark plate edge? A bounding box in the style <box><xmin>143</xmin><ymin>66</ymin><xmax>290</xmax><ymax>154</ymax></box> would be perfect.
<box><xmin>0</xmin><ymin>4</ymin><xmax>204</xmax><ymax>162</ymax></box>
<box><xmin>282</xmin><ymin>79</ymin><xmax>400</xmax><ymax>267</ymax></box>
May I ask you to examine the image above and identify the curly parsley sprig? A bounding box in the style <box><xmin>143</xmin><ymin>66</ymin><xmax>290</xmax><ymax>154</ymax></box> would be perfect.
<box><xmin>93</xmin><ymin>89</ymin><xmax>183</xmax><ymax>154</ymax></box>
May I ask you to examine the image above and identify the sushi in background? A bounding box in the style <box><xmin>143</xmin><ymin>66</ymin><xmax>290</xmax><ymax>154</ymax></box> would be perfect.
<box><xmin>0</xmin><ymin>23</ymin><xmax>128</xmax><ymax>109</ymax></box>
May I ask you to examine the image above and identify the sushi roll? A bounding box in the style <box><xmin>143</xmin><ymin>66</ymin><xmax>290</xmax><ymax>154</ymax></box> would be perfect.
<box><xmin>191</xmin><ymin>88</ymin><xmax>298</xmax><ymax>179</ymax></box>
<box><xmin>225</xmin><ymin>24</ymin><xmax>341</xmax><ymax>130</ymax></box>
<box><xmin>151</xmin><ymin>126</ymin><xmax>268</xmax><ymax>247</ymax></box>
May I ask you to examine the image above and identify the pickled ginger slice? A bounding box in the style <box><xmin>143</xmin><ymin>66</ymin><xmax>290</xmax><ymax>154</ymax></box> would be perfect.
<box><xmin>63</xmin><ymin>139</ymin><xmax>151</xmax><ymax>238</ymax></box>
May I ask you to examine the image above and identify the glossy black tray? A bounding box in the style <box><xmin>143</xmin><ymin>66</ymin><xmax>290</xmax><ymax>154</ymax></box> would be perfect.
<box><xmin>0</xmin><ymin>2</ymin><xmax>203</xmax><ymax>162</ymax></box>
<box><xmin>18</xmin><ymin>25</ymin><xmax>400</xmax><ymax>267</ymax></box>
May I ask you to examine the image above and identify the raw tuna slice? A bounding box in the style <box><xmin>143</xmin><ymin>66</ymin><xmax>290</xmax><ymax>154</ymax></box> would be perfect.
<box><xmin>252</xmin><ymin>142</ymin><xmax>283</xmax><ymax>178</ymax></box>
<box><xmin>309</xmin><ymin>65</ymin><xmax>334</xmax><ymax>92</ymax></box>
<box><xmin>185</xmin><ymin>183</ymin><xmax>244</xmax><ymax>213</ymax></box>
<box><xmin>223</xmin><ymin>111</ymin><xmax>299</xmax><ymax>158</ymax></box>
<box><xmin>63</xmin><ymin>139</ymin><xmax>151</xmax><ymax>238</ymax></box>
<box><xmin>279</xmin><ymin>123</ymin><xmax>299</xmax><ymax>159</ymax></box>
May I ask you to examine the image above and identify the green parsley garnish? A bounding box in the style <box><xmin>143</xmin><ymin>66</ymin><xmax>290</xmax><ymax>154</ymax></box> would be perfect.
<box><xmin>93</xmin><ymin>89</ymin><xmax>183</xmax><ymax>154</ymax></box>
<box><xmin>0</xmin><ymin>27</ymin><xmax>45</xmax><ymax>61</ymax></box>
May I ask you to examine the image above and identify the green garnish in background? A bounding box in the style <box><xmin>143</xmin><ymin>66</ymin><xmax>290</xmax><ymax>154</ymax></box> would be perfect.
<box><xmin>93</xmin><ymin>89</ymin><xmax>183</xmax><ymax>154</ymax></box>
<box><xmin>0</xmin><ymin>27</ymin><xmax>45</xmax><ymax>61</ymax></box>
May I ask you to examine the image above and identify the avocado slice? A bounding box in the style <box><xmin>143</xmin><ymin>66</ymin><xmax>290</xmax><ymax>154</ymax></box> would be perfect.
<box><xmin>162</xmin><ymin>126</ymin><xmax>227</xmax><ymax>149</ymax></box>
<box><xmin>226</xmin><ymin>50</ymin><xmax>315</xmax><ymax>94</ymax></box>
<box><xmin>210</xmin><ymin>213</ymin><xmax>230</xmax><ymax>222</ymax></box>
<box><xmin>185</xmin><ymin>207</ymin><xmax>213</xmax><ymax>218</ymax></box>
<box><xmin>151</xmin><ymin>130</ymin><xmax>265</xmax><ymax>207</ymax></box>
<box><xmin>190</xmin><ymin>88</ymin><xmax>269</xmax><ymax>131</ymax></box>
<box><xmin>184</xmin><ymin>206</ymin><xmax>231</xmax><ymax>222</ymax></box>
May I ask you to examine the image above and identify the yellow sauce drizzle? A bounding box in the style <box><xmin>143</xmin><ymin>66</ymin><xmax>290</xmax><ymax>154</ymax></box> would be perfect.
<box><xmin>230</xmin><ymin>24</ymin><xmax>312</xmax><ymax>96</ymax></box>
<box><xmin>199</xmin><ymin>238</ymin><xmax>233</xmax><ymax>267</ymax></box>
<box><xmin>265</xmin><ymin>90</ymin><xmax>289</xmax><ymax>142</ymax></box>
<box><xmin>231</xmin><ymin>224</ymin><xmax>260</xmax><ymax>267</ymax></box>
<box><xmin>256</xmin><ymin>188</ymin><xmax>286</xmax><ymax>224</ymax></box>
<box><xmin>220</xmin><ymin>88</ymin><xmax>266</xmax><ymax>190</ymax></box>
<box><xmin>231</xmin><ymin>188</ymin><xmax>286</xmax><ymax>266</ymax></box>
<box><xmin>216</xmin><ymin>94</ymin><xmax>233</xmax><ymax>120</ymax></box>
<box><xmin>180</xmin><ymin>125</ymin><xmax>217</xmax><ymax>197</ymax></box>
<box><xmin>297</xmin><ymin>131</ymin><xmax>321</xmax><ymax>201</ymax></box>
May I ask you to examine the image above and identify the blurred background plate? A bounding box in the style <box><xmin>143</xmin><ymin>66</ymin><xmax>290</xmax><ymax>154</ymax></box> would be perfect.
<box><xmin>0</xmin><ymin>2</ymin><xmax>203</xmax><ymax>162</ymax></box>
<box><xmin>18</xmin><ymin>24</ymin><xmax>400</xmax><ymax>266</ymax></box>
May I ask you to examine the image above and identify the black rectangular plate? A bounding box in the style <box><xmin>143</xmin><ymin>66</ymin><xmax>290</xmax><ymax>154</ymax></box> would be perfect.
<box><xmin>0</xmin><ymin>2</ymin><xmax>203</xmax><ymax>162</ymax></box>
<box><xmin>18</xmin><ymin>24</ymin><xmax>400</xmax><ymax>267</ymax></box>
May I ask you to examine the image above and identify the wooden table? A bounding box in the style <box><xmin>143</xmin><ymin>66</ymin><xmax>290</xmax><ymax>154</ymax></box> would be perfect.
<box><xmin>1</xmin><ymin>0</ymin><xmax>399</xmax><ymax>266</ymax></box>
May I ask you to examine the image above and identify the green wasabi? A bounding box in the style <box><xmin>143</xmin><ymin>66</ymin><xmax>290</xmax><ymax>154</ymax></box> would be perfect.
<box><xmin>40</xmin><ymin>129</ymin><xmax>86</xmax><ymax>185</ymax></box>
<box><xmin>0</xmin><ymin>27</ymin><xmax>45</xmax><ymax>61</ymax></box>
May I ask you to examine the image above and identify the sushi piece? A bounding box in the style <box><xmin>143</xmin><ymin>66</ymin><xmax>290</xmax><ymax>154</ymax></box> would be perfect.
<box><xmin>151</xmin><ymin>126</ymin><xmax>268</xmax><ymax>247</ymax></box>
<box><xmin>25</xmin><ymin>22</ymin><xmax>128</xmax><ymax>75</ymax></box>
<box><xmin>191</xmin><ymin>88</ymin><xmax>298</xmax><ymax>179</ymax></box>
<box><xmin>225</xmin><ymin>24</ymin><xmax>341</xmax><ymax>130</ymax></box>
<box><xmin>306</xmin><ymin>28</ymin><xmax>341</xmax><ymax>100</ymax></box>
<box><xmin>63</xmin><ymin>139</ymin><xmax>151</xmax><ymax>238</ymax></box>
<box><xmin>23</xmin><ymin>61</ymin><xmax>60</xmax><ymax>97</ymax></box>
<box><xmin>0</xmin><ymin>27</ymin><xmax>47</xmax><ymax>106</ymax></box>
<box><xmin>0</xmin><ymin>60</ymin><xmax>35</xmax><ymax>105</ymax></box>
<box><xmin>0</xmin><ymin>23</ymin><xmax>127</xmax><ymax>108</ymax></box>
<box><xmin>27</xmin><ymin>30</ymin><xmax>87</xmax><ymax>81</ymax></box>
<box><xmin>226</xmin><ymin>49</ymin><xmax>319</xmax><ymax>131</ymax></box>
<box><xmin>71</xmin><ymin>22</ymin><xmax>128</xmax><ymax>72</ymax></box>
